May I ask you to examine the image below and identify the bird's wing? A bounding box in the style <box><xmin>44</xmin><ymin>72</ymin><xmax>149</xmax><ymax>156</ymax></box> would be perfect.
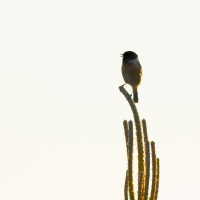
<box><xmin>137</xmin><ymin>60</ymin><xmax>142</xmax><ymax>76</ymax></box>
<box><xmin>136</xmin><ymin>60</ymin><xmax>142</xmax><ymax>68</ymax></box>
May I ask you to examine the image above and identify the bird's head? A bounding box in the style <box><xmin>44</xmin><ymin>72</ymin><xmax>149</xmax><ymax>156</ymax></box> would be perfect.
<box><xmin>121</xmin><ymin>51</ymin><xmax>138</xmax><ymax>63</ymax></box>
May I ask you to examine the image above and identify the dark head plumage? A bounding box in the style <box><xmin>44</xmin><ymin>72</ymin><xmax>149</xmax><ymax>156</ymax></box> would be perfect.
<box><xmin>121</xmin><ymin>51</ymin><xmax>138</xmax><ymax>63</ymax></box>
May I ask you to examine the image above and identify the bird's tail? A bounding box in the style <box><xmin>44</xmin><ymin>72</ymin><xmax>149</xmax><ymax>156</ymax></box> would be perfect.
<box><xmin>133</xmin><ymin>89</ymin><xmax>138</xmax><ymax>103</ymax></box>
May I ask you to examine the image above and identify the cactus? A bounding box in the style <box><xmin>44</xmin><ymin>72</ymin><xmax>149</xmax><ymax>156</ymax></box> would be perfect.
<box><xmin>119</xmin><ymin>86</ymin><xmax>160</xmax><ymax>200</ymax></box>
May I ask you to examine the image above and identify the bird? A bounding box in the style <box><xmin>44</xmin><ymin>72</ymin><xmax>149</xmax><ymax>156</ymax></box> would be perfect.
<box><xmin>121</xmin><ymin>51</ymin><xmax>142</xmax><ymax>103</ymax></box>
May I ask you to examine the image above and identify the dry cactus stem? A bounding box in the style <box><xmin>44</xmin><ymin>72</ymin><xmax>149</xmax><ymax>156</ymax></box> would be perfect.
<box><xmin>119</xmin><ymin>86</ymin><xmax>160</xmax><ymax>200</ymax></box>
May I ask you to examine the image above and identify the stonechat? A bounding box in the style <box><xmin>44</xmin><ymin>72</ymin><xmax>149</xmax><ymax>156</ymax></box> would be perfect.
<box><xmin>121</xmin><ymin>51</ymin><xmax>142</xmax><ymax>103</ymax></box>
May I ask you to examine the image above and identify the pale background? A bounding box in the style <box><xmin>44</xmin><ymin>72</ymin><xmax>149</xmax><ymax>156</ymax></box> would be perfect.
<box><xmin>0</xmin><ymin>0</ymin><xmax>200</xmax><ymax>199</ymax></box>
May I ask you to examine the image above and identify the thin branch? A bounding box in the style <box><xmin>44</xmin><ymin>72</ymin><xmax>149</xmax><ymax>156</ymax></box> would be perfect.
<box><xmin>154</xmin><ymin>158</ymin><xmax>160</xmax><ymax>200</ymax></box>
<box><xmin>128</xmin><ymin>121</ymin><xmax>135</xmax><ymax>200</ymax></box>
<box><xmin>123</xmin><ymin>120</ymin><xmax>129</xmax><ymax>159</ymax></box>
<box><xmin>119</xmin><ymin>86</ymin><xmax>145</xmax><ymax>174</ymax></box>
<box><xmin>149</xmin><ymin>142</ymin><xmax>157</xmax><ymax>200</ymax></box>
<box><xmin>124</xmin><ymin>170</ymin><xmax>129</xmax><ymax>200</ymax></box>
<box><xmin>144</xmin><ymin>141</ymin><xmax>150</xmax><ymax>200</ymax></box>
<box><xmin>138</xmin><ymin>171</ymin><xmax>144</xmax><ymax>200</ymax></box>
<box><xmin>142</xmin><ymin>119</ymin><xmax>148</xmax><ymax>142</ymax></box>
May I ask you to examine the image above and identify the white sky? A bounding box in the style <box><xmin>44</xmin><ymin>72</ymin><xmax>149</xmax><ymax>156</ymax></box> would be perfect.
<box><xmin>1</xmin><ymin>0</ymin><xmax>200</xmax><ymax>199</ymax></box>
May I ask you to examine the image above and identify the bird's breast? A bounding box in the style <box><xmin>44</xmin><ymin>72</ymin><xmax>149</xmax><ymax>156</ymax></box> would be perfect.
<box><xmin>122</xmin><ymin>63</ymin><xmax>142</xmax><ymax>75</ymax></box>
<box><xmin>121</xmin><ymin>63</ymin><xmax>142</xmax><ymax>87</ymax></box>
